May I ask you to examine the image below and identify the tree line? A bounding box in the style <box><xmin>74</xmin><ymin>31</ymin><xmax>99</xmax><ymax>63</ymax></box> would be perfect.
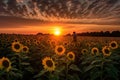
<box><xmin>36</xmin><ymin>31</ymin><xmax>120</xmax><ymax>37</ymax></box>
<box><xmin>76</xmin><ymin>31</ymin><xmax>120</xmax><ymax>37</ymax></box>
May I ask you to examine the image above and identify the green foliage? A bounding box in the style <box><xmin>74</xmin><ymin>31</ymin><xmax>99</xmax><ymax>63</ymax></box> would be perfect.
<box><xmin>69</xmin><ymin>64</ymin><xmax>80</xmax><ymax>71</ymax></box>
<box><xmin>0</xmin><ymin>34</ymin><xmax>120</xmax><ymax>80</ymax></box>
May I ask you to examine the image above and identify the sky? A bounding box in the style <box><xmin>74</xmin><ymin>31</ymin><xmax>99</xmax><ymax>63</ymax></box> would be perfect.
<box><xmin>0</xmin><ymin>0</ymin><xmax>120</xmax><ymax>34</ymax></box>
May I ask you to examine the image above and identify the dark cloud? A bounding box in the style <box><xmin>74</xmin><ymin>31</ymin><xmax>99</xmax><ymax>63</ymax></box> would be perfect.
<box><xmin>107</xmin><ymin>0</ymin><xmax>118</xmax><ymax>4</ymax></box>
<box><xmin>0</xmin><ymin>16</ymin><xmax>120</xmax><ymax>29</ymax></box>
<box><xmin>0</xmin><ymin>0</ymin><xmax>120</xmax><ymax>33</ymax></box>
<box><xmin>0</xmin><ymin>16</ymin><xmax>48</xmax><ymax>28</ymax></box>
<box><xmin>0</xmin><ymin>0</ymin><xmax>120</xmax><ymax>22</ymax></box>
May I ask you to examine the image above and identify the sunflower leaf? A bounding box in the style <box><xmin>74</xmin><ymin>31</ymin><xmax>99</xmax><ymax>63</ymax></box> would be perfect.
<box><xmin>84</xmin><ymin>65</ymin><xmax>100</xmax><ymax>72</ymax></box>
<box><xmin>91</xmin><ymin>59</ymin><xmax>102</xmax><ymax>65</ymax></box>
<box><xmin>69</xmin><ymin>64</ymin><xmax>80</xmax><ymax>71</ymax></box>
<box><xmin>49</xmin><ymin>74</ymin><xmax>59</xmax><ymax>80</ymax></box>
<box><xmin>68</xmin><ymin>74</ymin><xmax>80</xmax><ymax>80</ymax></box>
<box><xmin>21</xmin><ymin>62</ymin><xmax>30</xmax><ymax>66</ymax></box>
<box><xmin>34</xmin><ymin>70</ymin><xmax>47</xmax><ymax>78</ymax></box>
<box><xmin>56</xmin><ymin>65</ymin><xmax>65</xmax><ymax>73</ymax></box>
<box><xmin>11</xmin><ymin>67</ymin><xmax>19</xmax><ymax>71</ymax></box>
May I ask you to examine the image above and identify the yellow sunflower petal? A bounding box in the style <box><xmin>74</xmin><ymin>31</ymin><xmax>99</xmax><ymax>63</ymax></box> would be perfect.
<box><xmin>0</xmin><ymin>57</ymin><xmax>12</xmax><ymax>72</ymax></box>
<box><xmin>109</xmin><ymin>41</ymin><xmax>118</xmax><ymax>49</ymax></box>
<box><xmin>67</xmin><ymin>52</ymin><xmax>75</xmax><ymax>61</ymax></box>
<box><xmin>91</xmin><ymin>47</ymin><xmax>99</xmax><ymax>55</ymax></box>
<box><xmin>102</xmin><ymin>46</ymin><xmax>111</xmax><ymax>57</ymax></box>
<box><xmin>81</xmin><ymin>49</ymin><xmax>88</xmax><ymax>55</ymax></box>
<box><xmin>22</xmin><ymin>46</ymin><xmax>29</xmax><ymax>53</ymax></box>
<box><xmin>42</xmin><ymin>57</ymin><xmax>56</xmax><ymax>72</ymax></box>
<box><xmin>12</xmin><ymin>41</ymin><xmax>23</xmax><ymax>53</ymax></box>
<box><xmin>55</xmin><ymin>45</ymin><xmax>65</xmax><ymax>56</ymax></box>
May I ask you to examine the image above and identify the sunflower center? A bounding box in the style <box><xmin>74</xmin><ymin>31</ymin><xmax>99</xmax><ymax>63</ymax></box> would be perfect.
<box><xmin>51</xmin><ymin>42</ymin><xmax>55</xmax><ymax>45</ymax></box>
<box><xmin>93</xmin><ymin>49</ymin><xmax>97</xmax><ymax>53</ymax></box>
<box><xmin>105</xmin><ymin>49</ymin><xmax>110</xmax><ymax>54</ymax></box>
<box><xmin>14</xmin><ymin>44</ymin><xmax>20</xmax><ymax>49</ymax></box>
<box><xmin>64</xmin><ymin>43</ymin><xmax>67</xmax><ymax>45</ymax></box>
<box><xmin>69</xmin><ymin>54</ymin><xmax>73</xmax><ymax>58</ymax></box>
<box><xmin>46</xmin><ymin>60</ymin><xmax>53</xmax><ymax>67</ymax></box>
<box><xmin>15</xmin><ymin>40</ymin><xmax>18</xmax><ymax>42</ymax></box>
<box><xmin>83</xmin><ymin>50</ymin><xmax>86</xmax><ymax>53</ymax></box>
<box><xmin>2</xmin><ymin>60</ymin><xmax>9</xmax><ymax>68</ymax></box>
<box><xmin>111</xmin><ymin>43</ymin><xmax>116</xmax><ymax>47</ymax></box>
<box><xmin>57</xmin><ymin>47</ymin><xmax>63</xmax><ymax>53</ymax></box>
<box><xmin>23</xmin><ymin>47</ymin><xmax>27</xmax><ymax>51</ymax></box>
<box><xmin>27</xmin><ymin>41</ymin><xmax>30</xmax><ymax>43</ymax></box>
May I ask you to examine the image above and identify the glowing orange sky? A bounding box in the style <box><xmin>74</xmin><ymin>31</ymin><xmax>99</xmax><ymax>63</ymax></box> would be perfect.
<box><xmin>0</xmin><ymin>24</ymin><xmax>120</xmax><ymax>35</ymax></box>
<box><xmin>0</xmin><ymin>16</ymin><xmax>120</xmax><ymax>34</ymax></box>
<box><xmin>0</xmin><ymin>0</ymin><xmax>120</xmax><ymax>35</ymax></box>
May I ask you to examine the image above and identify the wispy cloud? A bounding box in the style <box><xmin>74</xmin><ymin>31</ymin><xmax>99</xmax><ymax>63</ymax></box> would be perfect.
<box><xmin>0</xmin><ymin>0</ymin><xmax>120</xmax><ymax>34</ymax></box>
<box><xmin>0</xmin><ymin>0</ymin><xmax>120</xmax><ymax>23</ymax></box>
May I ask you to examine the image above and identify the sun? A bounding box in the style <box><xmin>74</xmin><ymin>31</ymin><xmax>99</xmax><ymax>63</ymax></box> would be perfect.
<box><xmin>55</xmin><ymin>30</ymin><xmax>60</xmax><ymax>36</ymax></box>
<box><xmin>53</xmin><ymin>27</ymin><xmax>61</xmax><ymax>36</ymax></box>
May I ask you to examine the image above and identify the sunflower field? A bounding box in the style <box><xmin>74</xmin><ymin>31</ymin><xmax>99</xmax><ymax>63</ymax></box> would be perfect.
<box><xmin>0</xmin><ymin>34</ymin><xmax>120</xmax><ymax>80</ymax></box>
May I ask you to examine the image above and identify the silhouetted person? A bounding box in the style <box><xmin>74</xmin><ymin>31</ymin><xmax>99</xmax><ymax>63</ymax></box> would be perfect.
<box><xmin>73</xmin><ymin>31</ymin><xmax>77</xmax><ymax>42</ymax></box>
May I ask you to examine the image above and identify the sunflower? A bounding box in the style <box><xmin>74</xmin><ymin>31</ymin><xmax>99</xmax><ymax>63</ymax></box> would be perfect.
<box><xmin>26</xmin><ymin>40</ymin><xmax>30</xmax><ymax>43</ymax></box>
<box><xmin>81</xmin><ymin>49</ymin><xmax>88</xmax><ymax>55</ymax></box>
<box><xmin>109</xmin><ymin>41</ymin><xmax>118</xmax><ymax>49</ymax></box>
<box><xmin>22</xmin><ymin>46</ymin><xmax>29</xmax><ymax>53</ymax></box>
<box><xmin>102</xmin><ymin>46</ymin><xmax>111</xmax><ymax>57</ymax></box>
<box><xmin>67</xmin><ymin>52</ymin><xmax>75</xmax><ymax>61</ymax></box>
<box><xmin>34</xmin><ymin>40</ymin><xmax>40</xmax><ymax>45</ymax></box>
<box><xmin>86</xmin><ymin>43</ymin><xmax>91</xmax><ymax>47</ymax></box>
<box><xmin>14</xmin><ymin>39</ymin><xmax>18</xmax><ymax>42</ymax></box>
<box><xmin>0</xmin><ymin>57</ymin><xmax>11</xmax><ymax>72</ymax></box>
<box><xmin>12</xmin><ymin>41</ymin><xmax>23</xmax><ymax>53</ymax></box>
<box><xmin>36</xmin><ymin>41</ymin><xmax>40</xmax><ymax>45</ymax></box>
<box><xmin>42</xmin><ymin>57</ymin><xmax>56</xmax><ymax>72</ymax></box>
<box><xmin>64</xmin><ymin>42</ymin><xmax>68</xmax><ymax>46</ymax></box>
<box><xmin>26</xmin><ymin>40</ymin><xmax>31</xmax><ymax>45</ymax></box>
<box><xmin>91</xmin><ymin>47</ymin><xmax>99</xmax><ymax>55</ymax></box>
<box><xmin>49</xmin><ymin>40</ymin><xmax>56</xmax><ymax>48</ymax></box>
<box><xmin>55</xmin><ymin>45</ymin><xmax>65</xmax><ymax>56</ymax></box>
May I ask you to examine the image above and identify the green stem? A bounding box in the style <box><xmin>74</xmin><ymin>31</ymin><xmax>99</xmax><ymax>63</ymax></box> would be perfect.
<box><xmin>101</xmin><ymin>62</ymin><xmax>103</xmax><ymax>80</ymax></box>
<box><xmin>49</xmin><ymin>71</ymin><xmax>52</xmax><ymax>80</ymax></box>
<box><xmin>66</xmin><ymin>63</ymin><xmax>69</xmax><ymax>80</ymax></box>
<box><xmin>101</xmin><ymin>57</ymin><xmax>104</xmax><ymax>80</ymax></box>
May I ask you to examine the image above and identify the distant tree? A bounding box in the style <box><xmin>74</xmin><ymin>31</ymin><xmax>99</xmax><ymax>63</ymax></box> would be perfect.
<box><xmin>104</xmin><ymin>31</ymin><xmax>110</xmax><ymax>37</ymax></box>
<box><xmin>36</xmin><ymin>33</ymin><xmax>43</xmax><ymax>35</ymax></box>
<box><xmin>111</xmin><ymin>31</ymin><xmax>120</xmax><ymax>37</ymax></box>
<box><xmin>66</xmin><ymin>33</ymin><xmax>71</xmax><ymax>36</ymax></box>
<box><xmin>99</xmin><ymin>31</ymin><xmax>104</xmax><ymax>36</ymax></box>
<box><xmin>76</xmin><ymin>31</ymin><xmax>120</xmax><ymax>37</ymax></box>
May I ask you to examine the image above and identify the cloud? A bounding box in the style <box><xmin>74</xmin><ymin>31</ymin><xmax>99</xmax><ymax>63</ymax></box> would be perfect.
<box><xmin>0</xmin><ymin>0</ymin><xmax>120</xmax><ymax>23</ymax></box>
<box><xmin>0</xmin><ymin>16</ymin><xmax>120</xmax><ymax>29</ymax></box>
<box><xmin>1</xmin><ymin>0</ymin><xmax>120</xmax><ymax>34</ymax></box>
<box><xmin>0</xmin><ymin>16</ymin><xmax>48</xmax><ymax>28</ymax></box>
<box><xmin>0</xmin><ymin>15</ymin><xmax>120</xmax><ymax>34</ymax></box>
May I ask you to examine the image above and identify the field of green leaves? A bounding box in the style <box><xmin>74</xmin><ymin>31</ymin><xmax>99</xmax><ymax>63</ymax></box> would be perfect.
<box><xmin>0</xmin><ymin>34</ymin><xmax>120</xmax><ymax>80</ymax></box>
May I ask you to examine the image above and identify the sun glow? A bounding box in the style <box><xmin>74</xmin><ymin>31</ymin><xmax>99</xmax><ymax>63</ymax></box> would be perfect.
<box><xmin>53</xmin><ymin>27</ymin><xmax>62</xmax><ymax>36</ymax></box>
<box><xmin>55</xmin><ymin>30</ymin><xmax>60</xmax><ymax>36</ymax></box>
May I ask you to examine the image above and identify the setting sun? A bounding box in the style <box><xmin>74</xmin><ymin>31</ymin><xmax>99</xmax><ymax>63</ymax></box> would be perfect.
<box><xmin>53</xmin><ymin>27</ymin><xmax>62</xmax><ymax>36</ymax></box>
<box><xmin>55</xmin><ymin>30</ymin><xmax>60</xmax><ymax>36</ymax></box>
